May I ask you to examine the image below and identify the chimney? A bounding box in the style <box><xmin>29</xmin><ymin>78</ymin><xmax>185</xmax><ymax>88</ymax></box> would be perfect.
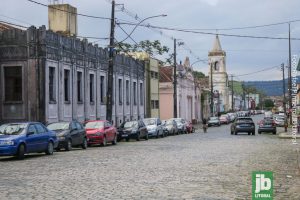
<box><xmin>48</xmin><ymin>3</ymin><xmax>77</xmax><ymax>36</ymax></box>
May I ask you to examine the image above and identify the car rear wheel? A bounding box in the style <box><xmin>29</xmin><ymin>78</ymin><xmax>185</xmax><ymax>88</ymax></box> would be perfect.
<box><xmin>46</xmin><ymin>142</ymin><xmax>54</xmax><ymax>155</ymax></box>
<box><xmin>112</xmin><ymin>134</ymin><xmax>117</xmax><ymax>145</ymax></box>
<box><xmin>16</xmin><ymin>144</ymin><xmax>25</xmax><ymax>160</ymax></box>
<box><xmin>258</xmin><ymin>131</ymin><xmax>261</xmax><ymax>134</ymax></box>
<box><xmin>273</xmin><ymin>131</ymin><xmax>276</xmax><ymax>135</ymax></box>
<box><xmin>81</xmin><ymin>138</ymin><xmax>88</xmax><ymax>149</ymax></box>
<box><xmin>252</xmin><ymin>132</ymin><xmax>255</xmax><ymax>135</ymax></box>
<box><xmin>65</xmin><ymin>139</ymin><xmax>72</xmax><ymax>151</ymax></box>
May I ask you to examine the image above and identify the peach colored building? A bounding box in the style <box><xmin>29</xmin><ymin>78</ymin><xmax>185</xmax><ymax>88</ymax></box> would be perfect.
<box><xmin>159</xmin><ymin>57</ymin><xmax>201</xmax><ymax>122</ymax></box>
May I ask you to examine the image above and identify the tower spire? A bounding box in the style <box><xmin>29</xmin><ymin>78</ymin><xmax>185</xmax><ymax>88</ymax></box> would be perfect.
<box><xmin>211</xmin><ymin>34</ymin><xmax>222</xmax><ymax>52</ymax></box>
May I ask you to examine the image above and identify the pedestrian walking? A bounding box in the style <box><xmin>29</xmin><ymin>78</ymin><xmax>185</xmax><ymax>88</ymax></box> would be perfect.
<box><xmin>202</xmin><ymin>118</ymin><xmax>208</xmax><ymax>133</ymax></box>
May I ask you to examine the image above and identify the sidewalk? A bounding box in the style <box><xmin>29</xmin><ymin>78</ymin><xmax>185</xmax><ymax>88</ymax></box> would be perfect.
<box><xmin>278</xmin><ymin>128</ymin><xmax>300</xmax><ymax>139</ymax></box>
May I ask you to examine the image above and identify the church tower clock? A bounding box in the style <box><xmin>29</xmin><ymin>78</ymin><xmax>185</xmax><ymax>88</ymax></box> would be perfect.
<box><xmin>208</xmin><ymin>35</ymin><xmax>229</xmax><ymax>113</ymax></box>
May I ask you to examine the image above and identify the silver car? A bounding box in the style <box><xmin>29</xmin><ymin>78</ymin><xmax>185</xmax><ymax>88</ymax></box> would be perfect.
<box><xmin>143</xmin><ymin>118</ymin><xmax>164</xmax><ymax>138</ymax></box>
<box><xmin>165</xmin><ymin>119</ymin><xmax>179</xmax><ymax>135</ymax></box>
<box><xmin>169</xmin><ymin>118</ymin><xmax>187</xmax><ymax>134</ymax></box>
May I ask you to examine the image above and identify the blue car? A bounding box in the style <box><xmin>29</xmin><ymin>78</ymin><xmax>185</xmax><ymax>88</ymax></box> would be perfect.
<box><xmin>0</xmin><ymin>122</ymin><xmax>58</xmax><ymax>159</ymax></box>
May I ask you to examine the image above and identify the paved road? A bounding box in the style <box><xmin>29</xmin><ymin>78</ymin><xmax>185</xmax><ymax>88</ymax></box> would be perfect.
<box><xmin>0</xmin><ymin>115</ymin><xmax>299</xmax><ymax>200</ymax></box>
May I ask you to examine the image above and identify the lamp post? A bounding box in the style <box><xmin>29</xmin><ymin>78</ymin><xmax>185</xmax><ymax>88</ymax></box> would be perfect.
<box><xmin>107</xmin><ymin>9</ymin><xmax>166</xmax><ymax>123</ymax></box>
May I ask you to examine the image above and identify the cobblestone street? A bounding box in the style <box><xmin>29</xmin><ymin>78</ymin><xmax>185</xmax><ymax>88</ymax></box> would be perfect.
<box><xmin>0</xmin><ymin>115</ymin><xmax>299</xmax><ymax>200</ymax></box>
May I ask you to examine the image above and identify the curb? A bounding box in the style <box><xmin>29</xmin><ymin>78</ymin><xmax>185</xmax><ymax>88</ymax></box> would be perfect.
<box><xmin>278</xmin><ymin>133</ymin><xmax>300</xmax><ymax>139</ymax></box>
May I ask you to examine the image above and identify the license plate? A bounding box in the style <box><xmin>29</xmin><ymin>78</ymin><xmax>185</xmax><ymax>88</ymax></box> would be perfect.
<box><xmin>123</xmin><ymin>134</ymin><xmax>128</xmax><ymax>137</ymax></box>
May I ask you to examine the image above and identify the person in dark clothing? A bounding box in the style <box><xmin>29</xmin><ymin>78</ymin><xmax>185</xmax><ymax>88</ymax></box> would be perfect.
<box><xmin>202</xmin><ymin>118</ymin><xmax>208</xmax><ymax>133</ymax></box>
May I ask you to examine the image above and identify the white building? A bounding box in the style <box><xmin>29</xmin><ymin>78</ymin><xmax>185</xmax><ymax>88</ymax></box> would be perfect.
<box><xmin>208</xmin><ymin>35</ymin><xmax>229</xmax><ymax>113</ymax></box>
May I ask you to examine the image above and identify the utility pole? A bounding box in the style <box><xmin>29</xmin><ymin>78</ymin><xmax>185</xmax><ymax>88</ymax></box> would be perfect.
<box><xmin>281</xmin><ymin>63</ymin><xmax>287</xmax><ymax>132</ymax></box>
<box><xmin>173</xmin><ymin>38</ymin><xmax>177</xmax><ymax>118</ymax></box>
<box><xmin>288</xmin><ymin>23</ymin><xmax>292</xmax><ymax>125</ymax></box>
<box><xmin>231</xmin><ymin>75</ymin><xmax>234</xmax><ymax>111</ymax></box>
<box><xmin>210</xmin><ymin>63</ymin><xmax>214</xmax><ymax>116</ymax></box>
<box><xmin>106</xmin><ymin>0</ymin><xmax>115</xmax><ymax>123</ymax></box>
<box><xmin>242</xmin><ymin>82</ymin><xmax>246</xmax><ymax>110</ymax></box>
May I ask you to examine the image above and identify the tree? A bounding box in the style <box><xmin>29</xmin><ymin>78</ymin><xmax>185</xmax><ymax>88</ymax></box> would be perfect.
<box><xmin>193</xmin><ymin>71</ymin><xmax>206</xmax><ymax>79</ymax></box>
<box><xmin>115</xmin><ymin>40</ymin><xmax>172</xmax><ymax>64</ymax></box>
<box><xmin>264</xmin><ymin>99</ymin><xmax>274</xmax><ymax>109</ymax></box>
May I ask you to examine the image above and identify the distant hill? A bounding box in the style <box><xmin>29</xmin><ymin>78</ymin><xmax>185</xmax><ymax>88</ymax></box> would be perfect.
<box><xmin>244</xmin><ymin>76</ymin><xmax>300</xmax><ymax>96</ymax></box>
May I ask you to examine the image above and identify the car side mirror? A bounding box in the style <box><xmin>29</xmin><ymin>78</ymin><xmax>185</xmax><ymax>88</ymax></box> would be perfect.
<box><xmin>27</xmin><ymin>131</ymin><xmax>34</xmax><ymax>136</ymax></box>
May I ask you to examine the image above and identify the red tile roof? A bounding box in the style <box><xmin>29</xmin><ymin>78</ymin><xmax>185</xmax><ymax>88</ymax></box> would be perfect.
<box><xmin>160</xmin><ymin>66</ymin><xmax>173</xmax><ymax>82</ymax></box>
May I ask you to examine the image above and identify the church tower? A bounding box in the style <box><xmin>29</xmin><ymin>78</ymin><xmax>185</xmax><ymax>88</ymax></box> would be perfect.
<box><xmin>208</xmin><ymin>35</ymin><xmax>229</xmax><ymax>113</ymax></box>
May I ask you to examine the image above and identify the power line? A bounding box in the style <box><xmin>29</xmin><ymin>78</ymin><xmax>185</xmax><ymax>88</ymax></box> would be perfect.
<box><xmin>27</xmin><ymin>0</ymin><xmax>111</xmax><ymax>20</ymax></box>
<box><xmin>119</xmin><ymin>22</ymin><xmax>300</xmax><ymax>40</ymax></box>
<box><xmin>233</xmin><ymin>65</ymin><xmax>280</xmax><ymax>77</ymax></box>
<box><xmin>179</xmin><ymin>19</ymin><xmax>300</xmax><ymax>31</ymax></box>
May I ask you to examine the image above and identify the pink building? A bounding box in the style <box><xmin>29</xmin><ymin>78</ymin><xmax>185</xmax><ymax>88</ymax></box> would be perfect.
<box><xmin>159</xmin><ymin>57</ymin><xmax>201</xmax><ymax>122</ymax></box>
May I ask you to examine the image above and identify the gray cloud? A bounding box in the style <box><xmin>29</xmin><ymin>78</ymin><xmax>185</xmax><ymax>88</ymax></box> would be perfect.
<box><xmin>1</xmin><ymin>0</ymin><xmax>299</xmax><ymax>81</ymax></box>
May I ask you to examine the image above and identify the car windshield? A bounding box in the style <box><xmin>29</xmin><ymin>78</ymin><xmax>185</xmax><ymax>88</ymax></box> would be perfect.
<box><xmin>166</xmin><ymin>120</ymin><xmax>173</xmax><ymax>125</ymax></box>
<box><xmin>124</xmin><ymin>121</ymin><xmax>138</xmax><ymax>128</ymax></box>
<box><xmin>0</xmin><ymin>123</ymin><xmax>27</xmax><ymax>135</ymax></box>
<box><xmin>143</xmin><ymin>119</ymin><xmax>156</xmax><ymax>126</ymax></box>
<box><xmin>47</xmin><ymin>122</ymin><xmax>69</xmax><ymax>131</ymax></box>
<box><xmin>85</xmin><ymin>121</ymin><xmax>104</xmax><ymax>129</ymax></box>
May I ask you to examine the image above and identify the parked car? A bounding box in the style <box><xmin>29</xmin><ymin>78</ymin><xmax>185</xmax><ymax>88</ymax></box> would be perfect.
<box><xmin>186</xmin><ymin>121</ymin><xmax>195</xmax><ymax>133</ymax></box>
<box><xmin>117</xmin><ymin>120</ymin><xmax>148</xmax><ymax>142</ymax></box>
<box><xmin>207</xmin><ymin>117</ymin><xmax>221</xmax><ymax>127</ymax></box>
<box><xmin>47</xmin><ymin>121</ymin><xmax>87</xmax><ymax>151</ymax></box>
<box><xmin>143</xmin><ymin>118</ymin><xmax>164</xmax><ymax>138</ymax></box>
<box><xmin>169</xmin><ymin>118</ymin><xmax>187</xmax><ymax>134</ymax></box>
<box><xmin>227</xmin><ymin>113</ymin><xmax>236</xmax><ymax>122</ymax></box>
<box><xmin>85</xmin><ymin>120</ymin><xmax>117</xmax><ymax>146</ymax></box>
<box><xmin>164</xmin><ymin>119</ymin><xmax>178</xmax><ymax>135</ymax></box>
<box><xmin>0</xmin><ymin>122</ymin><xmax>58</xmax><ymax>159</ymax></box>
<box><xmin>219</xmin><ymin>114</ymin><xmax>230</xmax><ymax>124</ymax></box>
<box><xmin>231</xmin><ymin>117</ymin><xmax>255</xmax><ymax>135</ymax></box>
<box><xmin>274</xmin><ymin>115</ymin><xmax>285</xmax><ymax>127</ymax></box>
<box><xmin>258</xmin><ymin>119</ymin><xmax>276</xmax><ymax>134</ymax></box>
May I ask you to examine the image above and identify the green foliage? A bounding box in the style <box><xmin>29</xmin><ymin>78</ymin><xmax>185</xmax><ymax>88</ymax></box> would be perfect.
<box><xmin>264</xmin><ymin>99</ymin><xmax>274</xmax><ymax>108</ymax></box>
<box><xmin>115</xmin><ymin>40</ymin><xmax>172</xmax><ymax>64</ymax></box>
<box><xmin>193</xmin><ymin>71</ymin><xmax>206</xmax><ymax>79</ymax></box>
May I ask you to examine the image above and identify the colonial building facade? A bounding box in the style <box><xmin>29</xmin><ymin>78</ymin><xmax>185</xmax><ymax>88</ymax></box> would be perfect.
<box><xmin>208</xmin><ymin>35</ymin><xmax>229</xmax><ymax>113</ymax></box>
<box><xmin>159</xmin><ymin>57</ymin><xmax>201</xmax><ymax>122</ymax></box>
<box><xmin>0</xmin><ymin>26</ymin><xmax>145</xmax><ymax>125</ymax></box>
<box><xmin>130</xmin><ymin>52</ymin><xmax>161</xmax><ymax>118</ymax></box>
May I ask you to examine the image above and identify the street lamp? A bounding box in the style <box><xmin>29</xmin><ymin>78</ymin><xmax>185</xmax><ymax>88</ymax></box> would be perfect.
<box><xmin>117</xmin><ymin>14</ymin><xmax>167</xmax><ymax>43</ymax></box>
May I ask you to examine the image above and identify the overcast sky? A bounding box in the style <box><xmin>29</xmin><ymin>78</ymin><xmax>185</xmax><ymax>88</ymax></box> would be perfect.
<box><xmin>1</xmin><ymin>0</ymin><xmax>300</xmax><ymax>81</ymax></box>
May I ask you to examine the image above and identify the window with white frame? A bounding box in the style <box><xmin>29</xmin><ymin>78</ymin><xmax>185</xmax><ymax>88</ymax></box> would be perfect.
<box><xmin>140</xmin><ymin>82</ymin><xmax>143</xmax><ymax>105</ymax></box>
<box><xmin>4</xmin><ymin>66</ymin><xmax>22</xmax><ymax>102</ymax></box>
<box><xmin>100</xmin><ymin>75</ymin><xmax>105</xmax><ymax>103</ymax></box>
<box><xmin>49</xmin><ymin>67</ymin><xmax>56</xmax><ymax>102</ymax></box>
<box><xmin>64</xmin><ymin>69</ymin><xmax>70</xmax><ymax>102</ymax></box>
<box><xmin>118</xmin><ymin>78</ymin><xmax>122</xmax><ymax>104</ymax></box>
<box><xmin>126</xmin><ymin>80</ymin><xmax>129</xmax><ymax>105</ymax></box>
<box><xmin>89</xmin><ymin>73</ymin><xmax>95</xmax><ymax>103</ymax></box>
<box><xmin>77</xmin><ymin>71</ymin><xmax>83</xmax><ymax>102</ymax></box>
<box><xmin>133</xmin><ymin>82</ymin><xmax>137</xmax><ymax>105</ymax></box>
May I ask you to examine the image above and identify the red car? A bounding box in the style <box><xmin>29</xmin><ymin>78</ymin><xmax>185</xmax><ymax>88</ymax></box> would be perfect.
<box><xmin>85</xmin><ymin>120</ymin><xmax>117</xmax><ymax>146</ymax></box>
<box><xmin>186</xmin><ymin>121</ymin><xmax>195</xmax><ymax>133</ymax></box>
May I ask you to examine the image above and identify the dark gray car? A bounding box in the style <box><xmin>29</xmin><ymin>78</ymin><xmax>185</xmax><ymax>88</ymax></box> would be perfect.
<box><xmin>47</xmin><ymin>121</ymin><xmax>87</xmax><ymax>151</ymax></box>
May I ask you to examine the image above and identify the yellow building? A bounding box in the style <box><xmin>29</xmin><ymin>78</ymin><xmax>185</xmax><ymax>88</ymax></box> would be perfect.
<box><xmin>130</xmin><ymin>52</ymin><xmax>161</xmax><ymax>118</ymax></box>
